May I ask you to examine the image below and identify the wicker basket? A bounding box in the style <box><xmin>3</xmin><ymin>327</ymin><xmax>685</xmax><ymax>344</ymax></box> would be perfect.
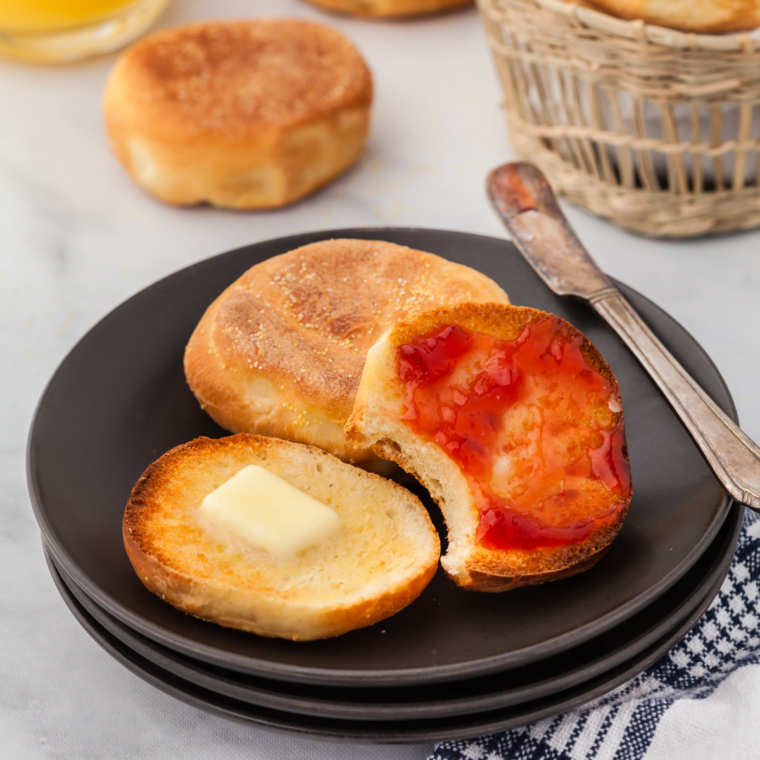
<box><xmin>477</xmin><ymin>0</ymin><xmax>760</xmax><ymax>236</ymax></box>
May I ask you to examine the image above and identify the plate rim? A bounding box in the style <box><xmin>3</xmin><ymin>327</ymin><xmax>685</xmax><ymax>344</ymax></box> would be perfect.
<box><xmin>28</xmin><ymin>226</ymin><xmax>739</xmax><ymax>687</ymax></box>
<box><xmin>44</xmin><ymin>535</ymin><xmax>735</xmax><ymax>744</ymax></box>
<box><xmin>45</xmin><ymin>499</ymin><xmax>741</xmax><ymax>721</ymax></box>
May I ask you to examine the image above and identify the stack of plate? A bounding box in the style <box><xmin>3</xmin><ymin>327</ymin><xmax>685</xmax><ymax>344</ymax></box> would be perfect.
<box><xmin>28</xmin><ymin>229</ymin><xmax>744</xmax><ymax>743</ymax></box>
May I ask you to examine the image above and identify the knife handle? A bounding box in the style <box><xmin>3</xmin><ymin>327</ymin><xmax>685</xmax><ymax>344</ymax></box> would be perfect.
<box><xmin>595</xmin><ymin>292</ymin><xmax>760</xmax><ymax>511</ymax></box>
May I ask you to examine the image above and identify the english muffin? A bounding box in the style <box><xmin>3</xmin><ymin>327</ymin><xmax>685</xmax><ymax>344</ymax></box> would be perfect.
<box><xmin>346</xmin><ymin>303</ymin><xmax>633</xmax><ymax>591</ymax></box>
<box><xmin>585</xmin><ymin>0</ymin><xmax>760</xmax><ymax>33</ymax></box>
<box><xmin>305</xmin><ymin>0</ymin><xmax>473</xmax><ymax>18</ymax></box>
<box><xmin>104</xmin><ymin>19</ymin><xmax>373</xmax><ymax>209</ymax></box>
<box><xmin>123</xmin><ymin>434</ymin><xmax>440</xmax><ymax>640</ymax></box>
<box><xmin>184</xmin><ymin>239</ymin><xmax>509</xmax><ymax>471</ymax></box>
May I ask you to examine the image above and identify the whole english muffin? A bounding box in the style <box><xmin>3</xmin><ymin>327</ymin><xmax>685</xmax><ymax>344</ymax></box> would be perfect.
<box><xmin>103</xmin><ymin>19</ymin><xmax>373</xmax><ymax>209</ymax></box>
<box><xmin>305</xmin><ymin>0</ymin><xmax>473</xmax><ymax>18</ymax></box>
<box><xmin>123</xmin><ymin>434</ymin><xmax>440</xmax><ymax>640</ymax></box>
<box><xmin>585</xmin><ymin>0</ymin><xmax>760</xmax><ymax>32</ymax></box>
<box><xmin>346</xmin><ymin>303</ymin><xmax>633</xmax><ymax>591</ymax></box>
<box><xmin>184</xmin><ymin>239</ymin><xmax>509</xmax><ymax>470</ymax></box>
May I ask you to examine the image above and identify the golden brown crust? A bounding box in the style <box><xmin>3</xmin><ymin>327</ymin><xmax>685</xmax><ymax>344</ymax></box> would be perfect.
<box><xmin>123</xmin><ymin>434</ymin><xmax>440</xmax><ymax>640</ymax></box>
<box><xmin>107</xmin><ymin>20</ymin><xmax>372</xmax><ymax>142</ymax></box>
<box><xmin>305</xmin><ymin>0</ymin><xmax>473</xmax><ymax>18</ymax></box>
<box><xmin>184</xmin><ymin>240</ymin><xmax>509</xmax><ymax>465</ymax></box>
<box><xmin>459</xmin><ymin>520</ymin><xmax>624</xmax><ymax>591</ymax></box>
<box><xmin>103</xmin><ymin>20</ymin><xmax>373</xmax><ymax>208</ymax></box>
<box><xmin>583</xmin><ymin>0</ymin><xmax>760</xmax><ymax>33</ymax></box>
<box><xmin>463</xmin><ymin>545</ymin><xmax>614</xmax><ymax>592</ymax></box>
<box><xmin>364</xmin><ymin>440</ymin><xmax>627</xmax><ymax>591</ymax></box>
<box><xmin>346</xmin><ymin>302</ymin><xmax>632</xmax><ymax>592</ymax></box>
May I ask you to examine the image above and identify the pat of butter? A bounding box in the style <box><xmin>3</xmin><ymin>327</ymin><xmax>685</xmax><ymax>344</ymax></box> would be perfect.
<box><xmin>198</xmin><ymin>465</ymin><xmax>342</xmax><ymax>560</ymax></box>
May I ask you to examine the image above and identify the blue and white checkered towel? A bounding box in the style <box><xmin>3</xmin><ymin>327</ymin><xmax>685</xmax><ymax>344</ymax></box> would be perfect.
<box><xmin>430</xmin><ymin>509</ymin><xmax>760</xmax><ymax>760</ymax></box>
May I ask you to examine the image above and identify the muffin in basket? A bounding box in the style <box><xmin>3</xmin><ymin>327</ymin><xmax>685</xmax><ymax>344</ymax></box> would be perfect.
<box><xmin>584</xmin><ymin>0</ymin><xmax>760</xmax><ymax>33</ymax></box>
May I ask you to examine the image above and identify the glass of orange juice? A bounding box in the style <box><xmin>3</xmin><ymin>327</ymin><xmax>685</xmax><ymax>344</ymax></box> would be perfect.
<box><xmin>0</xmin><ymin>0</ymin><xmax>170</xmax><ymax>63</ymax></box>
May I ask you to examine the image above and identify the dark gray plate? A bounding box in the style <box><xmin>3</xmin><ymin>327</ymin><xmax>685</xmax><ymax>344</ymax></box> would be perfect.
<box><xmin>44</xmin><ymin>533</ymin><xmax>734</xmax><ymax>743</ymax></box>
<box><xmin>45</xmin><ymin>493</ymin><xmax>741</xmax><ymax>722</ymax></box>
<box><xmin>28</xmin><ymin>227</ymin><xmax>737</xmax><ymax>687</ymax></box>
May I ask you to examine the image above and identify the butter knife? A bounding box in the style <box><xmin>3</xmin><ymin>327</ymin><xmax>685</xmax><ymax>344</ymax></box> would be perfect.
<box><xmin>487</xmin><ymin>161</ymin><xmax>760</xmax><ymax>512</ymax></box>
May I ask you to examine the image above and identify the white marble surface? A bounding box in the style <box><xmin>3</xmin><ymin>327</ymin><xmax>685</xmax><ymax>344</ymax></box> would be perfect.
<box><xmin>2</xmin><ymin>1</ymin><xmax>759</xmax><ymax>758</ymax></box>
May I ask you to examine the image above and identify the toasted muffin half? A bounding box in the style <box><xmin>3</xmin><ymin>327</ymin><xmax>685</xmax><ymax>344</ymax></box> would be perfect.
<box><xmin>346</xmin><ymin>303</ymin><xmax>632</xmax><ymax>592</ymax></box>
<box><xmin>123</xmin><ymin>434</ymin><xmax>440</xmax><ymax>640</ymax></box>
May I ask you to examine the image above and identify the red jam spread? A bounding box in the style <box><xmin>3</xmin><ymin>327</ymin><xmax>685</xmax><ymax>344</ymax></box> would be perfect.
<box><xmin>397</xmin><ymin>316</ymin><xmax>631</xmax><ymax>551</ymax></box>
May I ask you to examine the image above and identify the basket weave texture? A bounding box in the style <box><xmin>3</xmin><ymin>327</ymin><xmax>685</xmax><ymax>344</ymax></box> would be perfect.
<box><xmin>477</xmin><ymin>0</ymin><xmax>760</xmax><ymax>237</ymax></box>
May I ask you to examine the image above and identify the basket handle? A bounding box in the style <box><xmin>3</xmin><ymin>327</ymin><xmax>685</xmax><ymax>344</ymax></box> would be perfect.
<box><xmin>488</xmin><ymin>161</ymin><xmax>760</xmax><ymax>512</ymax></box>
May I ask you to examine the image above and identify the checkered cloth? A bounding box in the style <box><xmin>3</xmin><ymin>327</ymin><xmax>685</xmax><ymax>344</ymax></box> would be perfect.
<box><xmin>430</xmin><ymin>509</ymin><xmax>760</xmax><ymax>760</ymax></box>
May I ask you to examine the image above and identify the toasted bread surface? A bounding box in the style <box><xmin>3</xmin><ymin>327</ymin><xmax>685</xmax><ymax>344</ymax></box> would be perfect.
<box><xmin>123</xmin><ymin>434</ymin><xmax>440</xmax><ymax>640</ymax></box>
<box><xmin>346</xmin><ymin>303</ymin><xmax>632</xmax><ymax>591</ymax></box>
<box><xmin>305</xmin><ymin>0</ymin><xmax>473</xmax><ymax>17</ymax></box>
<box><xmin>103</xmin><ymin>19</ymin><xmax>373</xmax><ymax>208</ymax></box>
<box><xmin>184</xmin><ymin>239</ymin><xmax>509</xmax><ymax>468</ymax></box>
<box><xmin>583</xmin><ymin>0</ymin><xmax>760</xmax><ymax>32</ymax></box>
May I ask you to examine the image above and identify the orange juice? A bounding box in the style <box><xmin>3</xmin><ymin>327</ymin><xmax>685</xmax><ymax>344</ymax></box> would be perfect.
<box><xmin>0</xmin><ymin>0</ymin><xmax>140</xmax><ymax>32</ymax></box>
<box><xmin>0</xmin><ymin>0</ymin><xmax>169</xmax><ymax>62</ymax></box>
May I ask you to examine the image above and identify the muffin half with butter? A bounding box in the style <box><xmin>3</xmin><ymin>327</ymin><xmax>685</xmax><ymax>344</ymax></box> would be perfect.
<box><xmin>123</xmin><ymin>434</ymin><xmax>439</xmax><ymax>640</ymax></box>
<box><xmin>104</xmin><ymin>19</ymin><xmax>373</xmax><ymax>209</ymax></box>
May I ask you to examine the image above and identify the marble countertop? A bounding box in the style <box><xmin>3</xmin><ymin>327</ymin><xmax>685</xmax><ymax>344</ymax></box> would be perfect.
<box><xmin>2</xmin><ymin>1</ymin><xmax>759</xmax><ymax>758</ymax></box>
